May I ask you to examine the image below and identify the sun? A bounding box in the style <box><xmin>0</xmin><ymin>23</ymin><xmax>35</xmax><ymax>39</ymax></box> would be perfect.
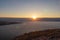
<box><xmin>32</xmin><ymin>16</ymin><xmax>37</xmax><ymax>20</ymax></box>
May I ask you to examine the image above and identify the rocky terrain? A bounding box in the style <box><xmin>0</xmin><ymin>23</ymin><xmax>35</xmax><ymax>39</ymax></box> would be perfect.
<box><xmin>14</xmin><ymin>29</ymin><xmax>60</xmax><ymax>40</ymax></box>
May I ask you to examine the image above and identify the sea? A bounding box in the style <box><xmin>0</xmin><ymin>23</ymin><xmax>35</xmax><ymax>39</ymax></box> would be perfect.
<box><xmin>0</xmin><ymin>18</ymin><xmax>60</xmax><ymax>40</ymax></box>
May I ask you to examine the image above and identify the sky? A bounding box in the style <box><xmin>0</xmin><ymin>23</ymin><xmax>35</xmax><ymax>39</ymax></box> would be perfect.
<box><xmin>0</xmin><ymin>0</ymin><xmax>60</xmax><ymax>18</ymax></box>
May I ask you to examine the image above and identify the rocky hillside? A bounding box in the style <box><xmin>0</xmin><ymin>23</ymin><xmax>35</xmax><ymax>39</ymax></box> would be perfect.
<box><xmin>14</xmin><ymin>29</ymin><xmax>60</xmax><ymax>40</ymax></box>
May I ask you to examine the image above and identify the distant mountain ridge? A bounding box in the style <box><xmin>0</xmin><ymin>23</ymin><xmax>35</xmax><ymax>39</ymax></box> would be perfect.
<box><xmin>0</xmin><ymin>18</ymin><xmax>60</xmax><ymax>22</ymax></box>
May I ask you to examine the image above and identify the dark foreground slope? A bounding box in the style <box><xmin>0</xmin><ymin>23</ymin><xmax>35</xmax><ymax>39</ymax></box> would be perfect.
<box><xmin>14</xmin><ymin>29</ymin><xmax>60</xmax><ymax>40</ymax></box>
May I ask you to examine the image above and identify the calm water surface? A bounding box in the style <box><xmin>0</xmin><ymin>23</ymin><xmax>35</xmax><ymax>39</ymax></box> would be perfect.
<box><xmin>0</xmin><ymin>21</ymin><xmax>60</xmax><ymax>40</ymax></box>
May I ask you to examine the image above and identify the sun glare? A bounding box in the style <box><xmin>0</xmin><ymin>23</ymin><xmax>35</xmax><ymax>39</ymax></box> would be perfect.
<box><xmin>32</xmin><ymin>16</ymin><xmax>37</xmax><ymax>20</ymax></box>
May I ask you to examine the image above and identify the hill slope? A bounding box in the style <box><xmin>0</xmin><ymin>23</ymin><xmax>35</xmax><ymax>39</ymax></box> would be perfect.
<box><xmin>14</xmin><ymin>29</ymin><xmax>60</xmax><ymax>40</ymax></box>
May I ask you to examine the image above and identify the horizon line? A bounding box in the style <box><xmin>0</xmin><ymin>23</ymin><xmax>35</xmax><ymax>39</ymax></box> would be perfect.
<box><xmin>0</xmin><ymin>17</ymin><xmax>60</xmax><ymax>18</ymax></box>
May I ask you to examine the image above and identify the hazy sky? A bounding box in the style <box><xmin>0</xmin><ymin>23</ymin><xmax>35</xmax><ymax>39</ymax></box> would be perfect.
<box><xmin>0</xmin><ymin>0</ymin><xmax>60</xmax><ymax>18</ymax></box>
